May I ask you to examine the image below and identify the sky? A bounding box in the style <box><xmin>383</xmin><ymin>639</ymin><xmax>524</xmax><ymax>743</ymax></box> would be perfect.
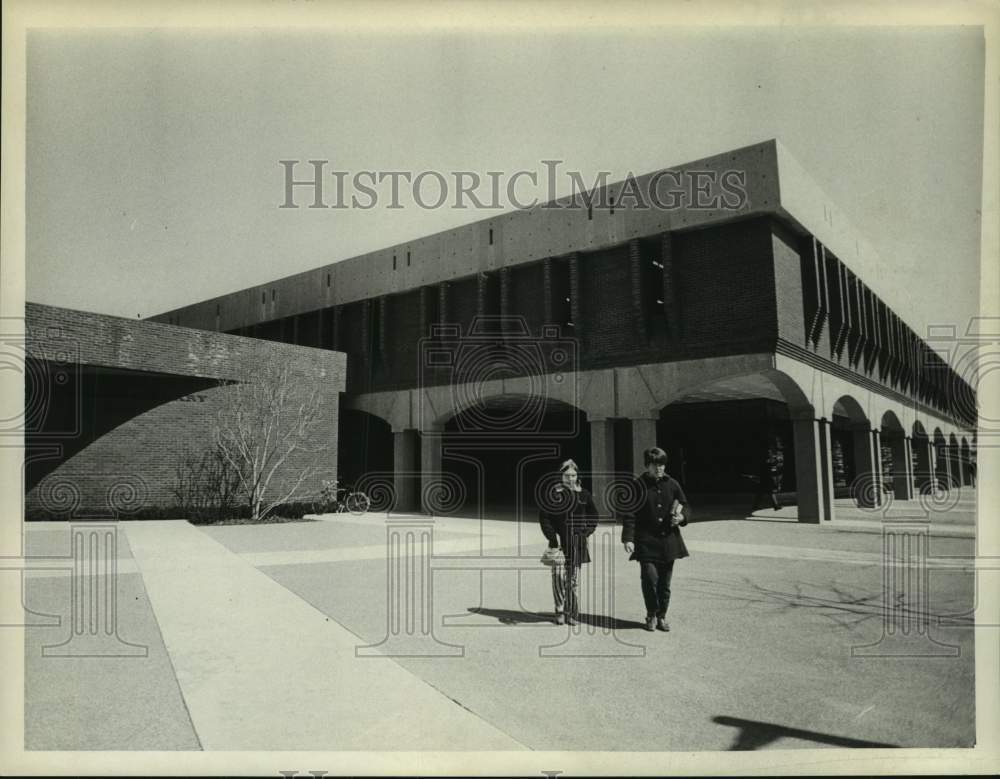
<box><xmin>25</xmin><ymin>26</ymin><xmax>985</xmax><ymax>344</ymax></box>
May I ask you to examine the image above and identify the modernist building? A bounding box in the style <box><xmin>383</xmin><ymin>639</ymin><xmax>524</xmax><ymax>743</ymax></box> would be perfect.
<box><xmin>33</xmin><ymin>140</ymin><xmax>976</xmax><ymax>522</ymax></box>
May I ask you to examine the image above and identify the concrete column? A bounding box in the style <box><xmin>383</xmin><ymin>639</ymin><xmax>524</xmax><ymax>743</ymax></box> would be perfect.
<box><xmin>589</xmin><ymin>417</ymin><xmax>615</xmax><ymax>516</ymax></box>
<box><xmin>872</xmin><ymin>429</ymin><xmax>885</xmax><ymax>502</ymax></box>
<box><xmin>418</xmin><ymin>286</ymin><xmax>429</xmax><ymax>338</ymax></box>
<box><xmin>438</xmin><ymin>282</ymin><xmax>449</xmax><ymax>325</ymax></box>
<box><xmin>661</xmin><ymin>233</ymin><xmax>679</xmax><ymax>339</ymax></box>
<box><xmin>359</xmin><ymin>299</ymin><xmax>370</xmax><ymax>362</ymax></box>
<box><xmin>939</xmin><ymin>442</ymin><xmax>954</xmax><ymax>491</ymax></box>
<box><xmin>629</xmin><ymin>240</ymin><xmax>645</xmax><ymax>343</ymax></box>
<box><xmin>499</xmin><ymin>267</ymin><xmax>510</xmax><ymax>318</ymax></box>
<box><xmin>542</xmin><ymin>258</ymin><xmax>553</xmax><ymax>325</ymax></box>
<box><xmin>420</xmin><ymin>427</ymin><xmax>443</xmax><ymax>515</ymax></box>
<box><xmin>851</xmin><ymin>424</ymin><xmax>881</xmax><ymax>508</ymax></box>
<box><xmin>817</xmin><ymin>418</ymin><xmax>836</xmax><ymax>521</ymax></box>
<box><xmin>912</xmin><ymin>437</ymin><xmax>933</xmax><ymax>494</ymax></box>
<box><xmin>948</xmin><ymin>443</ymin><xmax>963</xmax><ymax>489</ymax></box>
<box><xmin>928</xmin><ymin>440</ymin><xmax>940</xmax><ymax>493</ymax></box>
<box><xmin>631</xmin><ymin>417</ymin><xmax>657</xmax><ymax>476</ymax></box>
<box><xmin>569</xmin><ymin>254</ymin><xmax>581</xmax><ymax>336</ymax></box>
<box><xmin>892</xmin><ymin>436</ymin><xmax>915</xmax><ymax>500</ymax></box>
<box><xmin>330</xmin><ymin>306</ymin><xmax>341</xmax><ymax>351</ymax></box>
<box><xmin>477</xmin><ymin>273</ymin><xmax>489</xmax><ymax>318</ymax></box>
<box><xmin>378</xmin><ymin>297</ymin><xmax>388</xmax><ymax>358</ymax></box>
<box><xmin>393</xmin><ymin>429</ymin><xmax>418</xmax><ymax>513</ymax></box>
<box><xmin>792</xmin><ymin>417</ymin><xmax>826</xmax><ymax>523</ymax></box>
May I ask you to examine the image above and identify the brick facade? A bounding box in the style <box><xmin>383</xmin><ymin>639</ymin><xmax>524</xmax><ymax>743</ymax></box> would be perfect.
<box><xmin>24</xmin><ymin>303</ymin><xmax>346</xmax><ymax>518</ymax></box>
<box><xmin>153</xmin><ymin>141</ymin><xmax>972</xmax><ymax>427</ymax></box>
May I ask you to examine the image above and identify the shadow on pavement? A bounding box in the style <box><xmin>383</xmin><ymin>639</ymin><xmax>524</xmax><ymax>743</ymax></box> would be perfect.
<box><xmin>576</xmin><ymin>612</ymin><xmax>648</xmax><ymax>630</ymax></box>
<box><xmin>712</xmin><ymin>715</ymin><xmax>898</xmax><ymax>750</ymax></box>
<box><xmin>468</xmin><ymin>607</ymin><xmax>647</xmax><ymax>630</ymax></box>
<box><xmin>468</xmin><ymin>607</ymin><xmax>556</xmax><ymax>625</ymax></box>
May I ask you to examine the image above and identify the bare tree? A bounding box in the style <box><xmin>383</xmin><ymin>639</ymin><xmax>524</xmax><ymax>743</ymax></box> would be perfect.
<box><xmin>171</xmin><ymin>443</ymin><xmax>241</xmax><ymax>521</ymax></box>
<box><xmin>214</xmin><ymin>357</ymin><xmax>330</xmax><ymax>521</ymax></box>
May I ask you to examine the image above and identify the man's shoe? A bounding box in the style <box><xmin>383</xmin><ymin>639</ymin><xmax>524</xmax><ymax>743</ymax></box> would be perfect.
<box><xmin>656</xmin><ymin>618</ymin><xmax>670</xmax><ymax>632</ymax></box>
<box><xmin>644</xmin><ymin>616</ymin><xmax>655</xmax><ymax>632</ymax></box>
<box><xmin>554</xmin><ymin>613</ymin><xmax>565</xmax><ymax>625</ymax></box>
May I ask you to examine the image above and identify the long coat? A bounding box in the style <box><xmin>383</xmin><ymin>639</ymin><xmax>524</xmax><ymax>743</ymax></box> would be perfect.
<box><xmin>538</xmin><ymin>486</ymin><xmax>599</xmax><ymax>566</ymax></box>
<box><xmin>620</xmin><ymin>472</ymin><xmax>691</xmax><ymax>563</ymax></box>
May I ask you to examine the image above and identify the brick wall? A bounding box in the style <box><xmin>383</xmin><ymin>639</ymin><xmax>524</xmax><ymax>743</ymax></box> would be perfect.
<box><xmin>373</xmin><ymin>289</ymin><xmax>422</xmax><ymax>391</ymax></box>
<box><xmin>151</xmin><ymin>141</ymin><xmax>785</xmax><ymax>332</ymax></box>
<box><xmin>450</xmin><ymin>277</ymin><xmax>479</xmax><ymax>332</ymax></box>
<box><xmin>579</xmin><ymin>244</ymin><xmax>635</xmax><ymax>357</ymax></box>
<box><xmin>28</xmin><ymin>382</ymin><xmax>339</xmax><ymax>516</ymax></box>
<box><xmin>25</xmin><ymin>304</ymin><xmax>346</xmax><ymax>518</ymax></box>
<box><xmin>340</xmin><ymin>218</ymin><xmax>780</xmax><ymax>391</ymax></box>
<box><xmin>507</xmin><ymin>261</ymin><xmax>547</xmax><ymax>337</ymax></box>
<box><xmin>670</xmin><ymin>219</ymin><xmax>777</xmax><ymax>351</ymax></box>
<box><xmin>772</xmin><ymin>221</ymin><xmax>807</xmax><ymax>346</ymax></box>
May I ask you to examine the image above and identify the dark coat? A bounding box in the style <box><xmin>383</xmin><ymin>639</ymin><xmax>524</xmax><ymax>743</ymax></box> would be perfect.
<box><xmin>538</xmin><ymin>486</ymin><xmax>599</xmax><ymax>566</ymax></box>
<box><xmin>620</xmin><ymin>473</ymin><xmax>691</xmax><ymax>563</ymax></box>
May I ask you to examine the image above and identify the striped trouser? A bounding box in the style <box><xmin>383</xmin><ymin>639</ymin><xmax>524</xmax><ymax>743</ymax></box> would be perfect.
<box><xmin>551</xmin><ymin>563</ymin><xmax>580</xmax><ymax>617</ymax></box>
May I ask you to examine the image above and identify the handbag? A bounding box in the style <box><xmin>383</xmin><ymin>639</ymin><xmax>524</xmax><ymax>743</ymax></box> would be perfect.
<box><xmin>540</xmin><ymin>545</ymin><xmax>565</xmax><ymax>567</ymax></box>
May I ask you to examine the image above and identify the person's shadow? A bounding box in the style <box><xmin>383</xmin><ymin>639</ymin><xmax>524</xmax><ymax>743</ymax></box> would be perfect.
<box><xmin>468</xmin><ymin>607</ymin><xmax>646</xmax><ymax>630</ymax></box>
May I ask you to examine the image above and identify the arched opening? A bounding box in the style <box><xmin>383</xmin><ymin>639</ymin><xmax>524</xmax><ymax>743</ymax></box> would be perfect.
<box><xmin>970</xmin><ymin>433</ymin><xmax>978</xmax><ymax>486</ymax></box>
<box><xmin>655</xmin><ymin>369</ymin><xmax>814</xmax><ymax>517</ymax></box>
<box><xmin>912</xmin><ymin>421</ymin><xmax>933</xmax><ymax>494</ymax></box>
<box><xmin>948</xmin><ymin>432</ymin><xmax>961</xmax><ymax>490</ymax></box>
<box><xmin>960</xmin><ymin>436</ymin><xmax>974</xmax><ymax>487</ymax></box>
<box><xmin>440</xmin><ymin>395</ymin><xmax>590</xmax><ymax>519</ymax></box>
<box><xmin>337</xmin><ymin>407</ymin><xmax>393</xmax><ymax>489</ymax></box>
<box><xmin>830</xmin><ymin>395</ymin><xmax>870</xmax><ymax>500</ymax></box>
<box><xmin>933</xmin><ymin>428</ymin><xmax>948</xmax><ymax>490</ymax></box>
<box><xmin>880</xmin><ymin>410</ymin><xmax>912</xmax><ymax>500</ymax></box>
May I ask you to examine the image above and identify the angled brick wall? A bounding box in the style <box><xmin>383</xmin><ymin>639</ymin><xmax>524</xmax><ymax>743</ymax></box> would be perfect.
<box><xmin>25</xmin><ymin>304</ymin><xmax>346</xmax><ymax>518</ymax></box>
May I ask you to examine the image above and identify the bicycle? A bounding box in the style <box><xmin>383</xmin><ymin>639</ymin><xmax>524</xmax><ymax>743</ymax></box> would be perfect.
<box><xmin>309</xmin><ymin>481</ymin><xmax>371</xmax><ymax>515</ymax></box>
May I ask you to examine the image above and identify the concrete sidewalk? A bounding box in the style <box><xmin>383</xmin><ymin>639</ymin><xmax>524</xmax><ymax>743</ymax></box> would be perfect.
<box><xmin>24</xmin><ymin>514</ymin><xmax>975</xmax><ymax>751</ymax></box>
<box><xmin>124</xmin><ymin>520</ymin><xmax>525</xmax><ymax>751</ymax></box>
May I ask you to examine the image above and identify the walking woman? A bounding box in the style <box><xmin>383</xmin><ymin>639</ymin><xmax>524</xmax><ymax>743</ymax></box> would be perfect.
<box><xmin>538</xmin><ymin>459</ymin><xmax>599</xmax><ymax>625</ymax></box>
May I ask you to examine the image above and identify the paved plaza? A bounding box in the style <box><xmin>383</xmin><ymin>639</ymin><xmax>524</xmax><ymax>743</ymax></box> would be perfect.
<box><xmin>23</xmin><ymin>502</ymin><xmax>978</xmax><ymax>752</ymax></box>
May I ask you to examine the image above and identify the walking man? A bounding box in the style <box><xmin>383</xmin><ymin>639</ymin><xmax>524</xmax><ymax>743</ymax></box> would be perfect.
<box><xmin>621</xmin><ymin>447</ymin><xmax>691</xmax><ymax>632</ymax></box>
<box><xmin>751</xmin><ymin>437</ymin><xmax>785</xmax><ymax>512</ymax></box>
